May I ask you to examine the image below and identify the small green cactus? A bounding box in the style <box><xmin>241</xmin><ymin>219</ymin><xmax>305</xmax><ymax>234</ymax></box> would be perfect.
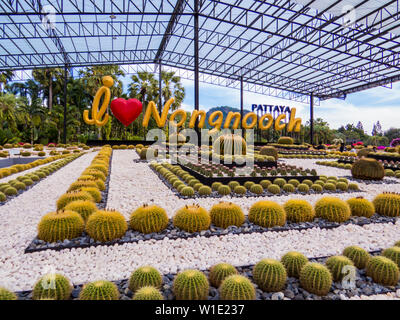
<box><xmin>130</xmin><ymin>204</ymin><xmax>169</xmax><ymax>234</ymax></box>
<box><xmin>219</xmin><ymin>275</ymin><xmax>256</xmax><ymax>300</ymax></box>
<box><xmin>233</xmin><ymin>185</ymin><xmax>247</xmax><ymax>195</ymax></box>
<box><xmin>4</xmin><ymin>187</ymin><xmax>17</xmax><ymax>197</ymax></box>
<box><xmin>325</xmin><ymin>256</ymin><xmax>354</xmax><ymax>282</ymax></box>
<box><xmin>283</xmin><ymin>200</ymin><xmax>314</xmax><ymax>223</ymax></box>
<box><xmin>336</xmin><ymin>182</ymin><xmax>348</xmax><ymax>191</ymax></box>
<box><xmin>209</xmin><ymin>202</ymin><xmax>245</xmax><ymax>228</ymax></box>
<box><xmin>346</xmin><ymin>197</ymin><xmax>375</xmax><ymax>218</ymax></box>
<box><xmin>299</xmin><ymin>263</ymin><xmax>332</xmax><ymax>296</ymax></box>
<box><xmin>57</xmin><ymin>191</ymin><xmax>93</xmax><ymax>210</ymax></box>
<box><xmin>228</xmin><ymin>181</ymin><xmax>240</xmax><ymax>190</ymax></box>
<box><xmin>79</xmin><ymin>280</ymin><xmax>120</xmax><ymax>300</ymax></box>
<box><xmin>173</xmin><ymin>205</ymin><xmax>211</xmax><ymax>232</ymax></box>
<box><xmin>248</xmin><ymin>201</ymin><xmax>286</xmax><ymax>228</ymax></box>
<box><xmin>253</xmin><ymin>259</ymin><xmax>287</xmax><ymax>292</ymax></box>
<box><xmin>133</xmin><ymin>286</ymin><xmax>164</xmax><ymax>300</ymax></box>
<box><xmin>288</xmin><ymin>179</ymin><xmax>300</xmax><ymax>187</ymax></box>
<box><xmin>366</xmin><ymin>256</ymin><xmax>399</xmax><ymax>286</ymax></box>
<box><xmin>64</xmin><ymin>200</ymin><xmax>98</xmax><ymax>221</ymax></box>
<box><xmin>297</xmin><ymin>183</ymin><xmax>309</xmax><ymax>193</ymax></box>
<box><xmin>0</xmin><ymin>287</ymin><xmax>17</xmax><ymax>300</ymax></box>
<box><xmin>323</xmin><ymin>183</ymin><xmax>336</xmax><ymax>191</ymax></box>
<box><xmin>382</xmin><ymin>247</ymin><xmax>400</xmax><ymax>268</ymax></box>
<box><xmin>33</xmin><ymin>274</ymin><xmax>72</xmax><ymax>300</ymax></box>
<box><xmin>249</xmin><ymin>184</ymin><xmax>263</xmax><ymax>195</ymax></box>
<box><xmin>85</xmin><ymin>210</ymin><xmax>128</xmax><ymax>242</ymax></box>
<box><xmin>267</xmin><ymin>184</ymin><xmax>281</xmax><ymax>195</ymax></box>
<box><xmin>282</xmin><ymin>184</ymin><xmax>295</xmax><ymax>193</ymax></box>
<box><xmin>281</xmin><ymin>251</ymin><xmax>309</xmax><ymax>278</ymax></box>
<box><xmin>209</xmin><ymin>263</ymin><xmax>238</xmax><ymax>287</ymax></box>
<box><xmin>198</xmin><ymin>185</ymin><xmax>212</xmax><ymax>196</ymax></box>
<box><xmin>373</xmin><ymin>193</ymin><xmax>400</xmax><ymax>217</ymax></box>
<box><xmin>128</xmin><ymin>266</ymin><xmax>163</xmax><ymax>292</ymax></box>
<box><xmin>314</xmin><ymin>197</ymin><xmax>351</xmax><ymax>222</ymax></box>
<box><xmin>217</xmin><ymin>185</ymin><xmax>231</xmax><ymax>196</ymax></box>
<box><xmin>342</xmin><ymin>246</ymin><xmax>370</xmax><ymax>269</ymax></box>
<box><xmin>243</xmin><ymin>181</ymin><xmax>254</xmax><ymax>190</ymax></box>
<box><xmin>273</xmin><ymin>178</ymin><xmax>286</xmax><ymax>187</ymax></box>
<box><xmin>173</xmin><ymin>270</ymin><xmax>209</xmax><ymax>300</ymax></box>
<box><xmin>180</xmin><ymin>186</ymin><xmax>195</xmax><ymax>197</ymax></box>
<box><xmin>211</xmin><ymin>182</ymin><xmax>222</xmax><ymax>191</ymax></box>
<box><xmin>260</xmin><ymin>180</ymin><xmax>271</xmax><ymax>189</ymax></box>
<box><xmin>38</xmin><ymin>210</ymin><xmax>84</xmax><ymax>242</ymax></box>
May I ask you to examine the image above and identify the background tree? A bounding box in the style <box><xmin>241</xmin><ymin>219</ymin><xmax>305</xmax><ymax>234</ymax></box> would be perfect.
<box><xmin>384</xmin><ymin>127</ymin><xmax>400</xmax><ymax>143</ymax></box>
<box><xmin>32</xmin><ymin>68</ymin><xmax>64</xmax><ymax>111</ymax></box>
<box><xmin>158</xmin><ymin>71</ymin><xmax>185</xmax><ymax>111</ymax></box>
<box><xmin>0</xmin><ymin>70</ymin><xmax>14</xmax><ymax>94</ymax></box>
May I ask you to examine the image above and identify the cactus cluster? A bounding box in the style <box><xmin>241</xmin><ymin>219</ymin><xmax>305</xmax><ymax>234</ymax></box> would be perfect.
<box><xmin>173</xmin><ymin>205</ymin><xmax>211</xmax><ymax>232</ymax></box>
<box><xmin>299</xmin><ymin>263</ymin><xmax>332</xmax><ymax>296</ymax></box>
<box><xmin>33</xmin><ymin>274</ymin><xmax>72</xmax><ymax>300</ymax></box>
<box><xmin>346</xmin><ymin>197</ymin><xmax>375</xmax><ymax>218</ymax></box>
<box><xmin>351</xmin><ymin>158</ymin><xmax>385</xmax><ymax>180</ymax></box>
<box><xmin>128</xmin><ymin>266</ymin><xmax>163</xmax><ymax>292</ymax></box>
<box><xmin>209</xmin><ymin>263</ymin><xmax>238</xmax><ymax>287</ymax></box>
<box><xmin>248</xmin><ymin>201</ymin><xmax>286</xmax><ymax>228</ymax></box>
<box><xmin>281</xmin><ymin>251</ymin><xmax>309</xmax><ymax>278</ymax></box>
<box><xmin>325</xmin><ymin>256</ymin><xmax>354</xmax><ymax>282</ymax></box>
<box><xmin>129</xmin><ymin>204</ymin><xmax>169</xmax><ymax>234</ymax></box>
<box><xmin>173</xmin><ymin>270</ymin><xmax>209</xmax><ymax>300</ymax></box>
<box><xmin>79</xmin><ymin>280</ymin><xmax>120</xmax><ymax>300</ymax></box>
<box><xmin>283</xmin><ymin>200</ymin><xmax>314</xmax><ymax>223</ymax></box>
<box><xmin>365</xmin><ymin>256</ymin><xmax>399</xmax><ymax>286</ymax></box>
<box><xmin>342</xmin><ymin>246</ymin><xmax>370</xmax><ymax>269</ymax></box>
<box><xmin>373</xmin><ymin>193</ymin><xmax>400</xmax><ymax>217</ymax></box>
<box><xmin>86</xmin><ymin>210</ymin><xmax>128</xmax><ymax>242</ymax></box>
<box><xmin>219</xmin><ymin>275</ymin><xmax>256</xmax><ymax>300</ymax></box>
<box><xmin>38</xmin><ymin>210</ymin><xmax>84</xmax><ymax>242</ymax></box>
<box><xmin>253</xmin><ymin>259</ymin><xmax>287</xmax><ymax>292</ymax></box>
<box><xmin>314</xmin><ymin>197</ymin><xmax>351</xmax><ymax>222</ymax></box>
<box><xmin>209</xmin><ymin>202</ymin><xmax>245</xmax><ymax>229</ymax></box>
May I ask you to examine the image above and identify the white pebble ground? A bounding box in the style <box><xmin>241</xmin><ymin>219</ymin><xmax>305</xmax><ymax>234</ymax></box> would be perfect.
<box><xmin>0</xmin><ymin>149</ymin><xmax>399</xmax><ymax>301</ymax></box>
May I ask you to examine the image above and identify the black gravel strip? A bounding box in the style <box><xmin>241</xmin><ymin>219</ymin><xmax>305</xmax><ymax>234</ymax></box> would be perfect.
<box><xmin>16</xmin><ymin>250</ymin><xmax>399</xmax><ymax>300</ymax></box>
<box><xmin>149</xmin><ymin>165</ymin><xmax>364</xmax><ymax>199</ymax></box>
<box><xmin>24</xmin><ymin>214</ymin><xmax>397</xmax><ymax>254</ymax></box>
<box><xmin>96</xmin><ymin>151</ymin><xmax>113</xmax><ymax>210</ymax></box>
<box><xmin>0</xmin><ymin>154</ymin><xmax>84</xmax><ymax>207</ymax></box>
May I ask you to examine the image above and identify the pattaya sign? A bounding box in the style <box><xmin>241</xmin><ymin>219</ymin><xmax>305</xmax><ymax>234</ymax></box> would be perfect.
<box><xmin>252</xmin><ymin>104</ymin><xmax>292</xmax><ymax>117</ymax></box>
<box><xmin>84</xmin><ymin>76</ymin><xmax>302</xmax><ymax>132</ymax></box>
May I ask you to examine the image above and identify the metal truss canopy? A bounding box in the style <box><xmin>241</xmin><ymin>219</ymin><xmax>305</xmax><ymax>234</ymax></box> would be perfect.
<box><xmin>0</xmin><ymin>0</ymin><xmax>400</xmax><ymax>103</ymax></box>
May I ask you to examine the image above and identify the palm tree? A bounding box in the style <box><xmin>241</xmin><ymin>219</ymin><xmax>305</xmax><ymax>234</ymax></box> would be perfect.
<box><xmin>158</xmin><ymin>71</ymin><xmax>185</xmax><ymax>111</ymax></box>
<box><xmin>0</xmin><ymin>70</ymin><xmax>14</xmax><ymax>94</ymax></box>
<box><xmin>16</xmin><ymin>96</ymin><xmax>46</xmax><ymax>144</ymax></box>
<box><xmin>32</xmin><ymin>68</ymin><xmax>64</xmax><ymax>111</ymax></box>
<box><xmin>0</xmin><ymin>93</ymin><xmax>19</xmax><ymax>131</ymax></box>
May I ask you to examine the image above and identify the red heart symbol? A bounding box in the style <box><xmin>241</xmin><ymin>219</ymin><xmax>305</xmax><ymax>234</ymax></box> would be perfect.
<box><xmin>110</xmin><ymin>98</ymin><xmax>143</xmax><ymax>127</ymax></box>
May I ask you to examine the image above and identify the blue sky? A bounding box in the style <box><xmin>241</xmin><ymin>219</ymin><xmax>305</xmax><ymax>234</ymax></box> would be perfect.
<box><xmin>121</xmin><ymin>75</ymin><xmax>400</xmax><ymax>135</ymax></box>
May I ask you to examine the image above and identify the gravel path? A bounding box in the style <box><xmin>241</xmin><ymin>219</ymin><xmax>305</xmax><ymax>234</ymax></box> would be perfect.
<box><xmin>1</xmin><ymin>151</ymin><xmax>400</xmax><ymax>296</ymax></box>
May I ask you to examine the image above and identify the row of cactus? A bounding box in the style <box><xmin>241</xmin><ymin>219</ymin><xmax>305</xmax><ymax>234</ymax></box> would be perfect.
<box><xmin>2</xmin><ymin>240</ymin><xmax>400</xmax><ymax>300</ymax></box>
<box><xmin>0</xmin><ymin>154</ymin><xmax>81</xmax><ymax>204</ymax></box>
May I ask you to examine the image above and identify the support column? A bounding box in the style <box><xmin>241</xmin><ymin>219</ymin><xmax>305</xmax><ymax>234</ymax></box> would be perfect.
<box><xmin>240</xmin><ymin>76</ymin><xmax>244</xmax><ymax>137</ymax></box>
<box><xmin>194</xmin><ymin>0</ymin><xmax>199</xmax><ymax>142</ymax></box>
<box><xmin>158</xmin><ymin>60</ymin><xmax>162</xmax><ymax>113</ymax></box>
<box><xmin>310</xmin><ymin>92</ymin><xmax>314</xmax><ymax>146</ymax></box>
<box><xmin>63</xmin><ymin>65</ymin><xmax>67</xmax><ymax>144</ymax></box>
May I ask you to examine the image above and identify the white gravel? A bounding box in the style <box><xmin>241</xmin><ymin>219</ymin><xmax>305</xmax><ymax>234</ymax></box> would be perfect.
<box><xmin>0</xmin><ymin>150</ymin><xmax>400</xmax><ymax>298</ymax></box>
